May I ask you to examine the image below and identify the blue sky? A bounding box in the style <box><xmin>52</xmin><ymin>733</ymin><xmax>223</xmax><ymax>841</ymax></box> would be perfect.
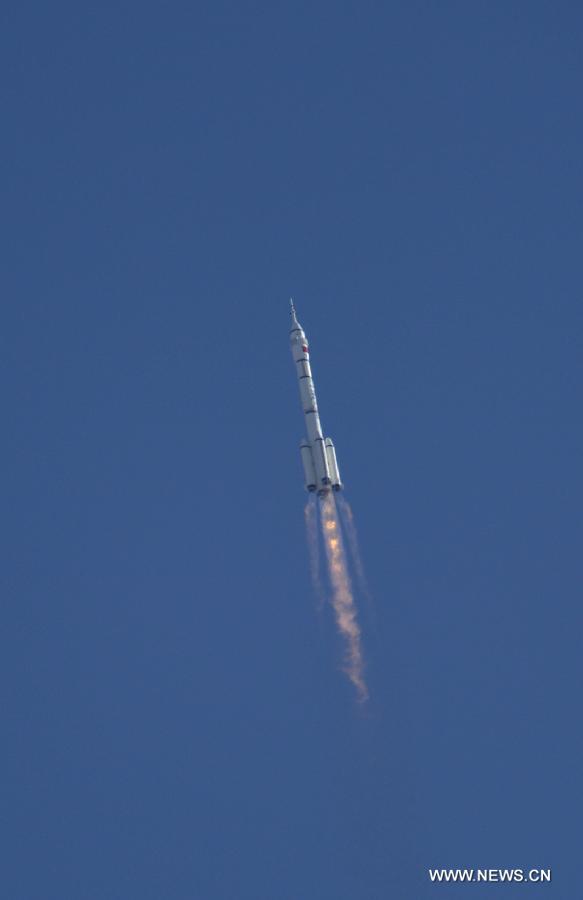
<box><xmin>2</xmin><ymin>2</ymin><xmax>582</xmax><ymax>897</ymax></box>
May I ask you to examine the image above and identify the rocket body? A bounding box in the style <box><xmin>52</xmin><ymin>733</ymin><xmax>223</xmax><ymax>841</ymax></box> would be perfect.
<box><xmin>289</xmin><ymin>301</ymin><xmax>342</xmax><ymax>494</ymax></box>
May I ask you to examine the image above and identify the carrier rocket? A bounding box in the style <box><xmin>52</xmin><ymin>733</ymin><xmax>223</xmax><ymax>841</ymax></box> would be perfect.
<box><xmin>289</xmin><ymin>299</ymin><xmax>342</xmax><ymax>495</ymax></box>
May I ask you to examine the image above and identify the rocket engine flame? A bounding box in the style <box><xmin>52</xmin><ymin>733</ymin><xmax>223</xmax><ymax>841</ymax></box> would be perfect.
<box><xmin>336</xmin><ymin>494</ymin><xmax>375</xmax><ymax>626</ymax></box>
<box><xmin>319</xmin><ymin>493</ymin><xmax>368</xmax><ymax>702</ymax></box>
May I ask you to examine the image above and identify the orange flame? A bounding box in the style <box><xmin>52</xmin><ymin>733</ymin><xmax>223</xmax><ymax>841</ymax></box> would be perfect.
<box><xmin>320</xmin><ymin>493</ymin><xmax>368</xmax><ymax>702</ymax></box>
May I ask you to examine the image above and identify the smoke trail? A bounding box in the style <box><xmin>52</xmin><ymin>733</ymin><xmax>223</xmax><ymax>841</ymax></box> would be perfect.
<box><xmin>336</xmin><ymin>496</ymin><xmax>367</xmax><ymax>589</ymax></box>
<box><xmin>304</xmin><ymin>495</ymin><xmax>325</xmax><ymax>609</ymax></box>
<box><xmin>336</xmin><ymin>495</ymin><xmax>375</xmax><ymax>624</ymax></box>
<box><xmin>319</xmin><ymin>493</ymin><xmax>368</xmax><ymax>702</ymax></box>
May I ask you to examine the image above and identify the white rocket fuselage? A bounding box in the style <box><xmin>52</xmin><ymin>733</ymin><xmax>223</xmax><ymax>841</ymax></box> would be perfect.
<box><xmin>289</xmin><ymin>302</ymin><xmax>342</xmax><ymax>494</ymax></box>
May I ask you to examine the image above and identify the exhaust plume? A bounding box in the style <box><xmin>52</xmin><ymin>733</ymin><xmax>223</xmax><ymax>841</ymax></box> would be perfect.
<box><xmin>337</xmin><ymin>494</ymin><xmax>375</xmax><ymax>625</ymax></box>
<box><xmin>336</xmin><ymin>495</ymin><xmax>368</xmax><ymax>590</ymax></box>
<box><xmin>319</xmin><ymin>493</ymin><xmax>368</xmax><ymax>702</ymax></box>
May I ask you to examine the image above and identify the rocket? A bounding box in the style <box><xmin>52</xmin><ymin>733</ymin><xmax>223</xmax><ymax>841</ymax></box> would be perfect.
<box><xmin>289</xmin><ymin>299</ymin><xmax>342</xmax><ymax>495</ymax></box>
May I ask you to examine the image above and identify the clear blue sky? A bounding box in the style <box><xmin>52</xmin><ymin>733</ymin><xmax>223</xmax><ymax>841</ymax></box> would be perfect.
<box><xmin>2</xmin><ymin>2</ymin><xmax>582</xmax><ymax>897</ymax></box>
